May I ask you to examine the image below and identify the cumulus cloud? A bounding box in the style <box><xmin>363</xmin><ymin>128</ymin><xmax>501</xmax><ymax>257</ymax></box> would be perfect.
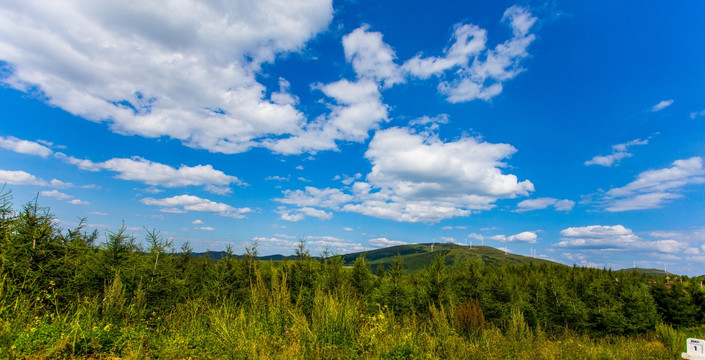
<box><xmin>343</xmin><ymin>25</ymin><xmax>403</xmax><ymax>87</ymax></box>
<box><xmin>279</xmin><ymin>206</ymin><xmax>333</xmax><ymax>222</ymax></box>
<box><xmin>651</xmin><ymin>99</ymin><xmax>673</xmax><ymax>112</ymax></box>
<box><xmin>263</xmin><ymin>78</ymin><xmax>388</xmax><ymax>154</ymax></box>
<box><xmin>515</xmin><ymin>197</ymin><xmax>574</xmax><ymax>212</ymax></box>
<box><xmin>277</xmin><ymin>127</ymin><xmax>532</xmax><ymax>223</ymax></box>
<box><xmin>434</xmin><ymin>6</ymin><xmax>537</xmax><ymax>103</ymax></box>
<box><xmin>141</xmin><ymin>195</ymin><xmax>252</xmax><ymax>218</ymax></box>
<box><xmin>0</xmin><ymin>3</ymin><xmax>539</xmax><ymax>156</ymax></box>
<box><xmin>40</xmin><ymin>190</ymin><xmax>89</xmax><ymax>205</ymax></box>
<box><xmin>602</xmin><ymin>157</ymin><xmax>705</xmax><ymax>211</ymax></box>
<box><xmin>471</xmin><ymin>231</ymin><xmax>538</xmax><ymax>243</ymax></box>
<box><xmin>0</xmin><ymin>169</ymin><xmax>70</xmax><ymax>188</ymax></box>
<box><xmin>56</xmin><ymin>154</ymin><xmax>242</xmax><ymax>193</ymax></box>
<box><xmin>0</xmin><ymin>136</ymin><xmax>53</xmax><ymax>157</ymax></box>
<box><xmin>0</xmin><ymin>0</ymin><xmax>333</xmax><ymax>154</ymax></box>
<box><xmin>585</xmin><ymin>138</ymin><xmax>649</xmax><ymax>167</ymax></box>
<box><xmin>556</xmin><ymin>224</ymin><xmax>689</xmax><ymax>254</ymax></box>
<box><xmin>368</xmin><ymin>237</ymin><xmax>408</xmax><ymax>248</ymax></box>
<box><xmin>254</xmin><ymin>234</ymin><xmax>368</xmax><ymax>254</ymax></box>
<box><xmin>196</xmin><ymin>226</ymin><xmax>215</xmax><ymax>231</ymax></box>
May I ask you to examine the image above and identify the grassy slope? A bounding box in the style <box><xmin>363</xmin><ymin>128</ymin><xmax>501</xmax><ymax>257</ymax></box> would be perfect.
<box><xmin>340</xmin><ymin>243</ymin><xmax>559</xmax><ymax>272</ymax></box>
<box><xmin>194</xmin><ymin>243</ymin><xmax>561</xmax><ymax>272</ymax></box>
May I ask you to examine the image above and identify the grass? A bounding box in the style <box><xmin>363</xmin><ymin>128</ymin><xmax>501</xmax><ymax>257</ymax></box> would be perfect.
<box><xmin>2</xmin><ymin>267</ymin><xmax>700</xmax><ymax>359</ymax></box>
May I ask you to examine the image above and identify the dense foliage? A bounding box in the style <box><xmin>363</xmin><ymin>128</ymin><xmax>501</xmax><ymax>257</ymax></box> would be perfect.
<box><xmin>1</xmin><ymin>189</ymin><xmax>704</xmax><ymax>359</ymax></box>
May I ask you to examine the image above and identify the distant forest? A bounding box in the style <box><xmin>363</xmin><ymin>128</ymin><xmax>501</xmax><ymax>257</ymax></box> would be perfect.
<box><xmin>1</xmin><ymin>189</ymin><xmax>704</xmax><ymax>359</ymax></box>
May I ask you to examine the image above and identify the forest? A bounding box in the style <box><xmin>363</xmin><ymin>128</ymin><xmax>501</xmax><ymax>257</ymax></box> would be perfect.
<box><xmin>1</xmin><ymin>189</ymin><xmax>704</xmax><ymax>359</ymax></box>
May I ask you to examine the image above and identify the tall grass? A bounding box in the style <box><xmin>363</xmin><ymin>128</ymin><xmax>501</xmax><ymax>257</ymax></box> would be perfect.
<box><xmin>0</xmin><ymin>264</ymin><xmax>700</xmax><ymax>359</ymax></box>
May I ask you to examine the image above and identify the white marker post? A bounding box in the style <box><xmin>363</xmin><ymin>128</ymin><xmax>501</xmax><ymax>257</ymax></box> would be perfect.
<box><xmin>682</xmin><ymin>338</ymin><xmax>705</xmax><ymax>359</ymax></box>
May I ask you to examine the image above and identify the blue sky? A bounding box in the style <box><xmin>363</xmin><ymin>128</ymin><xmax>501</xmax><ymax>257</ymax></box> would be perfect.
<box><xmin>1</xmin><ymin>0</ymin><xmax>704</xmax><ymax>274</ymax></box>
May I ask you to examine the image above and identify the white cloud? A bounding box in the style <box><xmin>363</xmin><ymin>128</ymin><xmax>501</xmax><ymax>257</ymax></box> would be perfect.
<box><xmin>40</xmin><ymin>189</ymin><xmax>89</xmax><ymax>205</ymax></box>
<box><xmin>490</xmin><ymin>231</ymin><xmax>538</xmax><ymax>243</ymax></box>
<box><xmin>335</xmin><ymin>173</ymin><xmax>362</xmax><ymax>185</ymax></box>
<box><xmin>56</xmin><ymin>154</ymin><xmax>242</xmax><ymax>192</ymax></box>
<box><xmin>556</xmin><ymin>224</ymin><xmax>689</xmax><ymax>254</ymax></box>
<box><xmin>40</xmin><ymin>190</ymin><xmax>73</xmax><ymax>201</ymax></box>
<box><xmin>343</xmin><ymin>227</ymin><xmax>354</xmax><ymax>232</ymax></box>
<box><xmin>264</xmin><ymin>79</ymin><xmax>388</xmax><ymax>154</ymax></box>
<box><xmin>435</xmin><ymin>6</ymin><xmax>537</xmax><ymax>103</ymax></box>
<box><xmin>343</xmin><ymin>25</ymin><xmax>403</xmax><ymax>87</ymax></box>
<box><xmin>585</xmin><ymin>138</ymin><xmax>648</xmax><ymax>167</ymax></box>
<box><xmin>266</xmin><ymin>175</ymin><xmax>290</xmax><ymax>182</ymax></box>
<box><xmin>277</xmin><ymin>127</ymin><xmax>533</xmax><ymax>223</ymax></box>
<box><xmin>690</xmin><ymin>109</ymin><xmax>705</xmax><ymax>119</ymax></box>
<box><xmin>403</xmin><ymin>24</ymin><xmax>487</xmax><ymax>79</ymax></box>
<box><xmin>67</xmin><ymin>198</ymin><xmax>90</xmax><ymax>205</ymax></box>
<box><xmin>515</xmin><ymin>197</ymin><xmax>574</xmax><ymax>212</ymax></box>
<box><xmin>192</xmin><ymin>219</ymin><xmax>203</xmax><ymax>225</ymax></box>
<box><xmin>0</xmin><ymin>136</ymin><xmax>52</xmax><ymax>157</ymax></box>
<box><xmin>409</xmin><ymin>114</ymin><xmax>449</xmax><ymax>126</ymax></box>
<box><xmin>279</xmin><ymin>206</ymin><xmax>333</xmax><ymax>222</ymax></box>
<box><xmin>651</xmin><ymin>99</ymin><xmax>673</xmax><ymax>112</ymax></box>
<box><xmin>0</xmin><ymin>169</ymin><xmax>69</xmax><ymax>188</ymax></box>
<box><xmin>254</xmin><ymin>234</ymin><xmax>368</xmax><ymax>255</ymax></box>
<box><xmin>0</xmin><ymin>0</ymin><xmax>333</xmax><ymax>154</ymax></box>
<box><xmin>196</xmin><ymin>226</ymin><xmax>215</xmax><ymax>231</ymax></box>
<box><xmin>602</xmin><ymin>157</ymin><xmax>705</xmax><ymax>211</ymax></box>
<box><xmin>141</xmin><ymin>195</ymin><xmax>252</xmax><ymax>218</ymax></box>
<box><xmin>368</xmin><ymin>237</ymin><xmax>407</xmax><ymax>248</ymax></box>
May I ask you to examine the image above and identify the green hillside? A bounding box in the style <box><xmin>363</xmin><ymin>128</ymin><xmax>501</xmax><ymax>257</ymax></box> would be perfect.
<box><xmin>195</xmin><ymin>243</ymin><xmax>561</xmax><ymax>272</ymax></box>
<box><xmin>340</xmin><ymin>242</ymin><xmax>559</xmax><ymax>272</ymax></box>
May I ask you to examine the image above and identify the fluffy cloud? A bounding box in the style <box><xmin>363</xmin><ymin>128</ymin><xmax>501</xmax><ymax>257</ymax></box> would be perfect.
<box><xmin>0</xmin><ymin>3</ymin><xmax>537</xmax><ymax>156</ymax></box>
<box><xmin>56</xmin><ymin>154</ymin><xmax>242</xmax><ymax>193</ymax></box>
<box><xmin>603</xmin><ymin>157</ymin><xmax>705</xmax><ymax>211</ymax></box>
<box><xmin>651</xmin><ymin>99</ymin><xmax>673</xmax><ymax>112</ymax></box>
<box><xmin>0</xmin><ymin>0</ymin><xmax>332</xmax><ymax>154</ymax></box>
<box><xmin>585</xmin><ymin>138</ymin><xmax>649</xmax><ymax>167</ymax></box>
<box><xmin>263</xmin><ymin>78</ymin><xmax>388</xmax><ymax>154</ymax></box>
<box><xmin>0</xmin><ymin>169</ymin><xmax>70</xmax><ymax>188</ymax></box>
<box><xmin>436</xmin><ymin>6</ymin><xmax>537</xmax><ymax>103</ymax></box>
<box><xmin>254</xmin><ymin>235</ymin><xmax>368</xmax><ymax>255</ymax></box>
<box><xmin>470</xmin><ymin>231</ymin><xmax>538</xmax><ymax>244</ymax></box>
<box><xmin>401</xmin><ymin>6</ymin><xmax>536</xmax><ymax>103</ymax></box>
<box><xmin>0</xmin><ymin>136</ymin><xmax>52</xmax><ymax>157</ymax></box>
<box><xmin>515</xmin><ymin>197</ymin><xmax>574</xmax><ymax>212</ymax></box>
<box><xmin>40</xmin><ymin>190</ymin><xmax>89</xmax><ymax>205</ymax></box>
<box><xmin>279</xmin><ymin>206</ymin><xmax>333</xmax><ymax>222</ymax></box>
<box><xmin>278</xmin><ymin>127</ymin><xmax>532</xmax><ymax>223</ymax></box>
<box><xmin>368</xmin><ymin>237</ymin><xmax>408</xmax><ymax>248</ymax></box>
<box><xmin>343</xmin><ymin>25</ymin><xmax>403</xmax><ymax>87</ymax></box>
<box><xmin>141</xmin><ymin>195</ymin><xmax>252</xmax><ymax>218</ymax></box>
<box><xmin>556</xmin><ymin>224</ymin><xmax>689</xmax><ymax>254</ymax></box>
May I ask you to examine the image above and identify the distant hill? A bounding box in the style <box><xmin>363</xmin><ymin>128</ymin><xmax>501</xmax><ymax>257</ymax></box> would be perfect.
<box><xmin>191</xmin><ymin>251</ymin><xmax>291</xmax><ymax>262</ymax></box>
<box><xmin>192</xmin><ymin>243</ymin><xmax>560</xmax><ymax>272</ymax></box>
<box><xmin>340</xmin><ymin>243</ymin><xmax>559</xmax><ymax>272</ymax></box>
